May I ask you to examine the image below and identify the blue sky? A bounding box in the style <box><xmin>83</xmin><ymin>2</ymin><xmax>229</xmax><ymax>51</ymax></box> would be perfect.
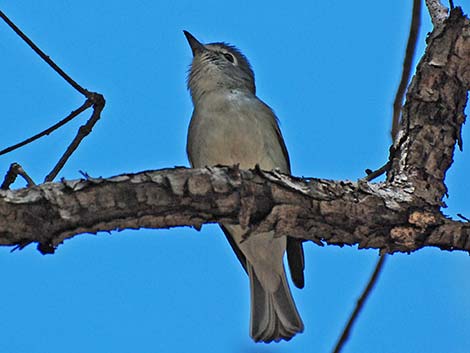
<box><xmin>1</xmin><ymin>1</ymin><xmax>469</xmax><ymax>352</ymax></box>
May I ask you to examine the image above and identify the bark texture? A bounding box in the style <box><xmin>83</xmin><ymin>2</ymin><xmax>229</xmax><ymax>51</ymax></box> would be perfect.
<box><xmin>1</xmin><ymin>8</ymin><xmax>470</xmax><ymax>254</ymax></box>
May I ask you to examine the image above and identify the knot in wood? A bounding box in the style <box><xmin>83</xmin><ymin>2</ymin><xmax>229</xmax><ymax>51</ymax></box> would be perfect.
<box><xmin>390</xmin><ymin>226</ymin><xmax>419</xmax><ymax>247</ymax></box>
<box><xmin>408</xmin><ymin>211</ymin><xmax>439</xmax><ymax>228</ymax></box>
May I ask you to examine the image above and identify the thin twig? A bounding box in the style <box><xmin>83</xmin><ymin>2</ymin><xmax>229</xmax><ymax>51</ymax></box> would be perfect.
<box><xmin>1</xmin><ymin>163</ymin><xmax>36</xmax><ymax>189</ymax></box>
<box><xmin>391</xmin><ymin>0</ymin><xmax>422</xmax><ymax>141</ymax></box>
<box><xmin>0</xmin><ymin>100</ymin><xmax>92</xmax><ymax>156</ymax></box>
<box><xmin>0</xmin><ymin>10</ymin><xmax>89</xmax><ymax>97</ymax></box>
<box><xmin>0</xmin><ymin>11</ymin><xmax>106</xmax><ymax>183</ymax></box>
<box><xmin>332</xmin><ymin>254</ymin><xmax>387</xmax><ymax>353</ymax></box>
<box><xmin>44</xmin><ymin>93</ymin><xmax>105</xmax><ymax>182</ymax></box>
<box><xmin>364</xmin><ymin>161</ymin><xmax>391</xmax><ymax>181</ymax></box>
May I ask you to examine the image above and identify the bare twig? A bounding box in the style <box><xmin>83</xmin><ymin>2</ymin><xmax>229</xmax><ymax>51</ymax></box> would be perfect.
<box><xmin>1</xmin><ymin>163</ymin><xmax>35</xmax><ymax>189</ymax></box>
<box><xmin>0</xmin><ymin>100</ymin><xmax>92</xmax><ymax>156</ymax></box>
<box><xmin>0</xmin><ymin>10</ymin><xmax>89</xmax><ymax>97</ymax></box>
<box><xmin>425</xmin><ymin>0</ymin><xmax>449</xmax><ymax>26</ymax></box>
<box><xmin>0</xmin><ymin>11</ymin><xmax>106</xmax><ymax>182</ymax></box>
<box><xmin>44</xmin><ymin>93</ymin><xmax>105</xmax><ymax>182</ymax></box>
<box><xmin>364</xmin><ymin>161</ymin><xmax>391</xmax><ymax>181</ymax></box>
<box><xmin>391</xmin><ymin>0</ymin><xmax>422</xmax><ymax>141</ymax></box>
<box><xmin>331</xmin><ymin>254</ymin><xmax>387</xmax><ymax>353</ymax></box>
<box><xmin>457</xmin><ymin>213</ymin><xmax>470</xmax><ymax>222</ymax></box>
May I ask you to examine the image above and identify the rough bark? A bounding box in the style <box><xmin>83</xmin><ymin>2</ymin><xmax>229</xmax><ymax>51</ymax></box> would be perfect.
<box><xmin>1</xmin><ymin>8</ymin><xmax>470</xmax><ymax>255</ymax></box>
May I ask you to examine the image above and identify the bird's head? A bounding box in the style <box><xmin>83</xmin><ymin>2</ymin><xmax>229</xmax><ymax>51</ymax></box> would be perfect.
<box><xmin>183</xmin><ymin>31</ymin><xmax>255</xmax><ymax>103</ymax></box>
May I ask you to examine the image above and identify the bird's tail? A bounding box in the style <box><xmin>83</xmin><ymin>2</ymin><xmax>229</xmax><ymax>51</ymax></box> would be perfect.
<box><xmin>248</xmin><ymin>263</ymin><xmax>304</xmax><ymax>343</ymax></box>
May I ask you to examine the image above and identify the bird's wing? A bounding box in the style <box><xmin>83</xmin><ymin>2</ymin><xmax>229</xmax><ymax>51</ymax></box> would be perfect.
<box><xmin>260</xmin><ymin>100</ymin><xmax>305</xmax><ymax>289</ymax></box>
<box><xmin>220</xmin><ymin>224</ymin><xmax>247</xmax><ymax>273</ymax></box>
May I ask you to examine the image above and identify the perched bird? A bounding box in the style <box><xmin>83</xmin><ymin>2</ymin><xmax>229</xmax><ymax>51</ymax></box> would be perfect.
<box><xmin>184</xmin><ymin>31</ymin><xmax>304</xmax><ymax>343</ymax></box>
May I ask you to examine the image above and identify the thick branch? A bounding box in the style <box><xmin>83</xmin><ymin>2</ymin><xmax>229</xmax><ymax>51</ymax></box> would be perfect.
<box><xmin>0</xmin><ymin>167</ymin><xmax>468</xmax><ymax>254</ymax></box>
<box><xmin>388</xmin><ymin>8</ymin><xmax>470</xmax><ymax>205</ymax></box>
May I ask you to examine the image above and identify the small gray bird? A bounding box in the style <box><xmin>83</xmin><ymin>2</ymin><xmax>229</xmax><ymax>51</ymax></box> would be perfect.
<box><xmin>184</xmin><ymin>31</ymin><xmax>304</xmax><ymax>343</ymax></box>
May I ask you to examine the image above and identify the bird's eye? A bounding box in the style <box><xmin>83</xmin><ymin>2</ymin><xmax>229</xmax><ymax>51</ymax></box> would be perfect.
<box><xmin>223</xmin><ymin>53</ymin><xmax>235</xmax><ymax>63</ymax></box>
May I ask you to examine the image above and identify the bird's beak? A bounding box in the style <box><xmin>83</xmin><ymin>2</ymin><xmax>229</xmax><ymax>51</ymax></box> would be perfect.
<box><xmin>183</xmin><ymin>30</ymin><xmax>205</xmax><ymax>56</ymax></box>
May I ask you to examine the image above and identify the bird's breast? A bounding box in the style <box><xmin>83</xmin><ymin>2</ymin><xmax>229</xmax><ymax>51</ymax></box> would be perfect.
<box><xmin>187</xmin><ymin>91</ymin><xmax>287</xmax><ymax>171</ymax></box>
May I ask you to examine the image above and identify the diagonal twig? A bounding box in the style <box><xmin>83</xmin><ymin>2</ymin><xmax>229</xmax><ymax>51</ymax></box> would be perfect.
<box><xmin>0</xmin><ymin>10</ymin><xmax>89</xmax><ymax>97</ymax></box>
<box><xmin>0</xmin><ymin>100</ymin><xmax>92</xmax><ymax>156</ymax></box>
<box><xmin>44</xmin><ymin>93</ymin><xmax>105</xmax><ymax>182</ymax></box>
<box><xmin>391</xmin><ymin>0</ymin><xmax>422</xmax><ymax>141</ymax></box>
<box><xmin>331</xmin><ymin>254</ymin><xmax>387</xmax><ymax>353</ymax></box>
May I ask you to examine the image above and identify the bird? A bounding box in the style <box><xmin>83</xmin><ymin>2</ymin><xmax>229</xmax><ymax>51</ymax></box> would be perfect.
<box><xmin>184</xmin><ymin>30</ymin><xmax>304</xmax><ymax>343</ymax></box>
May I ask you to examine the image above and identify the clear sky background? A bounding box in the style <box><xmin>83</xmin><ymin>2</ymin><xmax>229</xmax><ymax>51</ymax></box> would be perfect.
<box><xmin>1</xmin><ymin>1</ymin><xmax>469</xmax><ymax>353</ymax></box>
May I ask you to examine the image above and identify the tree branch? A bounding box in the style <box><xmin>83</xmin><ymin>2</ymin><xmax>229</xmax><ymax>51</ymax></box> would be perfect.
<box><xmin>0</xmin><ymin>166</ymin><xmax>469</xmax><ymax>254</ymax></box>
<box><xmin>388</xmin><ymin>7</ymin><xmax>469</xmax><ymax>204</ymax></box>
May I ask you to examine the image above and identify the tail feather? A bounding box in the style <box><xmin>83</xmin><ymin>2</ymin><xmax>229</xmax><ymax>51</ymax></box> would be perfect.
<box><xmin>287</xmin><ymin>237</ymin><xmax>305</xmax><ymax>289</ymax></box>
<box><xmin>248</xmin><ymin>263</ymin><xmax>304</xmax><ymax>343</ymax></box>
